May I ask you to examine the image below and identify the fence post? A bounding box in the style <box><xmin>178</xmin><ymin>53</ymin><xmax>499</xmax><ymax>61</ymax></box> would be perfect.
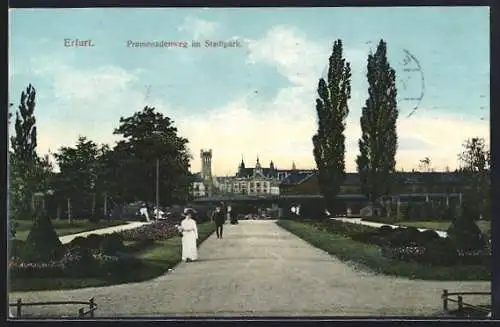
<box><xmin>458</xmin><ymin>295</ymin><xmax>463</xmax><ymax>312</ymax></box>
<box><xmin>17</xmin><ymin>298</ymin><xmax>22</xmax><ymax>317</ymax></box>
<box><xmin>442</xmin><ymin>289</ymin><xmax>448</xmax><ymax>311</ymax></box>
<box><xmin>89</xmin><ymin>298</ymin><xmax>95</xmax><ymax>317</ymax></box>
<box><xmin>78</xmin><ymin>308</ymin><xmax>84</xmax><ymax>318</ymax></box>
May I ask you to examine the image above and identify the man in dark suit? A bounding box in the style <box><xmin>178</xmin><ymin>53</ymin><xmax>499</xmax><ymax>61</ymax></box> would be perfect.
<box><xmin>212</xmin><ymin>204</ymin><xmax>226</xmax><ymax>239</ymax></box>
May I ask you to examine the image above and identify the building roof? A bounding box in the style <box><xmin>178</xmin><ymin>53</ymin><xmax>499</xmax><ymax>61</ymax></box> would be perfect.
<box><xmin>280</xmin><ymin>172</ymin><xmax>315</xmax><ymax>185</ymax></box>
<box><xmin>279</xmin><ymin>171</ymin><xmax>466</xmax><ymax>186</ymax></box>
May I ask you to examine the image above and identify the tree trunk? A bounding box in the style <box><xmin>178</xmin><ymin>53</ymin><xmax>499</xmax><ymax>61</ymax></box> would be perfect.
<box><xmin>103</xmin><ymin>193</ymin><xmax>108</xmax><ymax>217</ymax></box>
<box><xmin>91</xmin><ymin>193</ymin><xmax>96</xmax><ymax>216</ymax></box>
<box><xmin>67</xmin><ymin>197</ymin><xmax>72</xmax><ymax>224</ymax></box>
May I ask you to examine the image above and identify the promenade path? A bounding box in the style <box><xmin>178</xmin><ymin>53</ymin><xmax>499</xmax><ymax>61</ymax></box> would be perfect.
<box><xmin>332</xmin><ymin>217</ymin><xmax>448</xmax><ymax>238</ymax></box>
<box><xmin>58</xmin><ymin>221</ymin><xmax>153</xmax><ymax>244</ymax></box>
<box><xmin>9</xmin><ymin>220</ymin><xmax>489</xmax><ymax>317</ymax></box>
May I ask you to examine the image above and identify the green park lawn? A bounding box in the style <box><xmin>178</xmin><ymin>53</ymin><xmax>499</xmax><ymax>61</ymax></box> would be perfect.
<box><xmin>397</xmin><ymin>220</ymin><xmax>491</xmax><ymax>234</ymax></box>
<box><xmin>12</xmin><ymin>219</ymin><xmax>127</xmax><ymax>241</ymax></box>
<box><xmin>276</xmin><ymin>219</ymin><xmax>490</xmax><ymax>281</ymax></box>
<box><xmin>9</xmin><ymin>222</ymin><xmax>216</xmax><ymax>292</ymax></box>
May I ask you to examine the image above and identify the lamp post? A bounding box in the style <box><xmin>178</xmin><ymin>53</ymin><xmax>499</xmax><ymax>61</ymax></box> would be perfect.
<box><xmin>156</xmin><ymin>158</ymin><xmax>159</xmax><ymax>220</ymax></box>
<box><xmin>152</xmin><ymin>130</ymin><xmax>161</xmax><ymax>221</ymax></box>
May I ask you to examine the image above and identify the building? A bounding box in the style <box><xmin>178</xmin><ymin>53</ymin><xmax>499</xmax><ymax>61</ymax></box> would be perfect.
<box><xmin>279</xmin><ymin>170</ymin><xmax>468</xmax><ymax>197</ymax></box>
<box><xmin>216</xmin><ymin>156</ymin><xmax>316</xmax><ymax>196</ymax></box>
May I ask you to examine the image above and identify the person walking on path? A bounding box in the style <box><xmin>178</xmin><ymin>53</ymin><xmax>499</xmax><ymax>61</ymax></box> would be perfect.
<box><xmin>212</xmin><ymin>205</ymin><xmax>226</xmax><ymax>239</ymax></box>
<box><xmin>178</xmin><ymin>209</ymin><xmax>198</xmax><ymax>262</ymax></box>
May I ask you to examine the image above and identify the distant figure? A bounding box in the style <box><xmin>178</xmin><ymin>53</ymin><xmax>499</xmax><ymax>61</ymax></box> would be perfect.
<box><xmin>139</xmin><ymin>206</ymin><xmax>150</xmax><ymax>221</ymax></box>
<box><xmin>153</xmin><ymin>207</ymin><xmax>165</xmax><ymax>220</ymax></box>
<box><xmin>178</xmin><ymin>209</ymin><xmax>198</xmax><ymax>262</ymax></box>
<box><xmin>212</xmin><ymin>205</ymin><xmax>225</xmax><ymax>239</ymax></box>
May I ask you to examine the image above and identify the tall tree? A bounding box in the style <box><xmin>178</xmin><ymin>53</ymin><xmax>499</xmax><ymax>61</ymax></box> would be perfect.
<box><xmin>356</xmin><ymin>40</ymin><xmax>399</xmax><ymax>207</ymax></box>
<box><xmin>458</xmin><ymin>137</ymin><xmax>490</xmax><ymax>220</ymax></box>
<box><xmin>312</xmin><ymin>39</ymin><xmax>351</xmax><ymax>214</ymax></box>
<box><xmin>10</xmin><ymin>84</ymin><xmax>39</xmax><ymax>218</ymax></box>
<box><xmin>111</xmin><ymin>106</ymin><xmax>192</xmax><ymax>206</ymax></box>
<box><xmin>54</xmin><ymin>136</ymin><xmax>100</xmax><ymax>220</ymax></box>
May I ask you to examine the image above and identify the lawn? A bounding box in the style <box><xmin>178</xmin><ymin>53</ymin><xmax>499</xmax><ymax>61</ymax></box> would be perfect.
<box><xmin>9</xmin><ymin>222</ymin><xmax>216</xmax><ymax>292</ymax></box>
<box><xmin>12</xmin><ymin>219</ymin><xmax>127</xmax><ymax>241</ymax></box>
<box><xmin>276</xmin><ymin>220</ymin><xmax>490</xmax><ymax>281</ymax></box>
<box><xmin>397</xmin><ymin>220</ymin><xmax>491</xmax><ymax>234</ymax></box>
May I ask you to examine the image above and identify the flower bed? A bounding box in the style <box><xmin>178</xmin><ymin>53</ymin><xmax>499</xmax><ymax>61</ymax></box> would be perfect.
<box><xmin>313</xmin><ymin>220</ymin><xmax>491</xmax><ymax>267</ymax></box>
<box><xmin>119</xmin><ymin>220</ymin><xmax>180</xmax><ymax>242</ymax></box>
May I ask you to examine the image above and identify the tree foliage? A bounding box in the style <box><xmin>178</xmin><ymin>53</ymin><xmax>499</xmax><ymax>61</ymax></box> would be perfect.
<box><xmin>457</xmin><ymin>137</ymin><xmax>490</xmax><ymax>220</ymax></box>
<box><xmin>356</xmin><ymin>40</ymin><xmax>399</xmax><ymax>205</ymax></box>
<box><xmin>54</xmin><ymin>136</ymin><xmax>101</xmax><ymax>219</ymax></box>
<box><xmin>312</xmin><ymin>39</ymin><xmax>351</xmax><ymax>213</ymax></box>
<box><xmin>110</xmin><ymin>106</ymin><xmax>192</xmax><ymax>205</ymax></box>
<box><xmin>9</xmin><ymin>84</ymin><xmax>51</xmax><ymax>219</ymax></box>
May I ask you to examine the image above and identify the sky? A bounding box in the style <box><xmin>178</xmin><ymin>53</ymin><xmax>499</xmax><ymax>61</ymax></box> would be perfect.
<box><xmin>9</xmin><ymin>7</ymin><xmax>490</xmax><ymax>176</ymax></box>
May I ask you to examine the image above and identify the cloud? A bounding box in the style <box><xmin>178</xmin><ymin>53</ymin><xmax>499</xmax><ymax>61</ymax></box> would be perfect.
<box><xmin>179</xmin><ymin>26</ymin><xmax>489</xmax><ymax>175</ymax></box>
<box><xmin>12</xmin><ymin>26</ymin><xmax>489</xmax><ymax>177</ymax></box>
<box><xmin>178</xmin><ymin>16</ymin><xmax>220</xmax><ymax>40</ymax></box>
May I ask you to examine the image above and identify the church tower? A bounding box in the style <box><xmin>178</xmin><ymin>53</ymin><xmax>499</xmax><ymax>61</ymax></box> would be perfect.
<box><xmin>200</xmin><ymin>149</ymin><xmax>213</xmax><ymax>196</ymax></box>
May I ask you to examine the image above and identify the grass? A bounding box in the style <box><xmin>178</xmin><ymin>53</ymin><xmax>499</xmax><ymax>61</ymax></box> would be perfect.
<box><xmin>9</xmin><ymin>222</ymin><xmax>216</xmax><ymax>292</ymax></box>
<box><xmin>398</xmin><ymin>220</ymin><xmax>491</xmax><ymax>234</ymax></box>
<box><xmin>276</xmin><ymin>219</ymin><xmax>491</xmax><ymax>281</ymax></box>
<box><xmin>12</xmin><ymin>219</ymin><xmax>127</xmax><ymax>241</ymax></box>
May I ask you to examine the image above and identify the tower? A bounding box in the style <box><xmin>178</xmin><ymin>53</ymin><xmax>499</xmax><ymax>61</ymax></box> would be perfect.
<box><xmin>200</xmin><ymin>149</ymin><xmax>213</xmax><ymax>196</ymax></box>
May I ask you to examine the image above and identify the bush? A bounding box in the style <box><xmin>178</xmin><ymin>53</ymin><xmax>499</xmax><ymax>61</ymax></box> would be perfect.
<box><xmin>388</xmin><ymin>227</ymin><xmax>420</xmax><ymax>247</ymax></box>
<box><xmin>97</xmin><ymin>255</ymin><xmax>143</xmax><ymax>279</ymax></box>
<box><xmin>67</xmin><ymin>236</ymin><xmax>88</xmax><ymax>249</ymax></box>
<box><xmin>9</xmin><ymin>239</ymin><xmax>26</xmax><ymax>260</ymax></box>
<box><xmin>86</xmin><ymin>234</ymin><xmax>105</xmax><ymax>250</ymax></box>
<box><xmin>61</xmin><ymin>246</ymin><xmax>99</xmax><ymax>277</ymax></box>
<box><xmin>417</xmin><ymin>229</ymin><xmax>441</xmax><ymax>246</ymax></box>
<box><xmin>100</xmin><ymin>233</ymin><xmax>126</xmax><ymax>255</ymax></box>
<box><xmin>24</xmin><ymin>212</ymin><xmax>63</xmax><ymax>262</ymax></box>
<box><xmin>379</xmin><ymin>225</ymin><xmax>394</xmax><ymax>235</ymax></box>
<box><xmin>423</xmin><ymin>238</ymin><xmax>458</xmax><ymax>266</ymax></box>
<box><xmin>447</xmin><ymin>208</ymin><xmax>485</xmax><ymax>251</ymax></box>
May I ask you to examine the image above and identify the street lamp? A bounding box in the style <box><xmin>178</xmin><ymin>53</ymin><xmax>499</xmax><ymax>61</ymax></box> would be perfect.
<box><xmin>152</xmin><ymin>130</ymin><xmax>161</xmax><ymax>221</ymax></box>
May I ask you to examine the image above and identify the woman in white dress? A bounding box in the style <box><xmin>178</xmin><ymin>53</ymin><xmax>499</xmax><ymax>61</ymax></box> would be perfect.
<box><xmin>178</xmin><ymin>209</ymin><xmax>198</xmax><ymax>262</ymax></box>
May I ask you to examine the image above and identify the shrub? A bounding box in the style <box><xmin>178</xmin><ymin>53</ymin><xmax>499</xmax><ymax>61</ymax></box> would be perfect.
<box><xmin>379</xmin><ymin>225</ymin><xmax>394</xmax><ymax>235</ymax></box>
<box><xmin>9</xmin><ymin>239</ymin><xmax>26</xmax><ymax>260</ymax></box>
<box><xmin>447</xmin><ymin>208</ymin><xmax>485</xmax><ymax>251</ymax></box>
<box><xmin>67</xmin><ymin>236</ymin><xmax>88</xmax><ymax>249</ymax></box>
<box><xmin>417</xmin><ymin>229</ymin><xmax>441</xmax><ymax>246</ymax></box>
<box><xmin>423</xmin><ymin>238</ymin><xmax>458</xmax><ymax>266</ymax></box>
<box><xmin>86</xmin><ymin>234</ymin><xmax>105</xmax><ymax>250</ymax></box>
<box><xmin>24</xmin><ymin>212</ymin><xmax>63</xmax><ymax>262</ymax></box>
<box><xmin>61</xmin><ymin>246</ymin><xmax>99</xmax><ymax>277</ymax></box>
<box><xmin>388</xmin><ymin>227</ymin><xmax>420</xmax><ymax>247</ymax></box>
<box><xmin>100</xmin><ymin>233</ymin><xmax>126</xmax><ymax>255</ymax></box>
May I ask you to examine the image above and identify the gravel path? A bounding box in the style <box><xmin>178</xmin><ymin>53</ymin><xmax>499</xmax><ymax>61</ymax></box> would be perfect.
<box><xmin>332</xmin><ymin>217</ymin><xmax>448</xmax><ymax>237</ymax></box>
<box><xmin>59</xmin><ymin>221</ymin><xmax>153</xmax><ymax>244</ymax></box>
<box><xmin>9</xmin><ymin>220</ymin><xmax>489</xmax><ymax>317</ymax></box>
